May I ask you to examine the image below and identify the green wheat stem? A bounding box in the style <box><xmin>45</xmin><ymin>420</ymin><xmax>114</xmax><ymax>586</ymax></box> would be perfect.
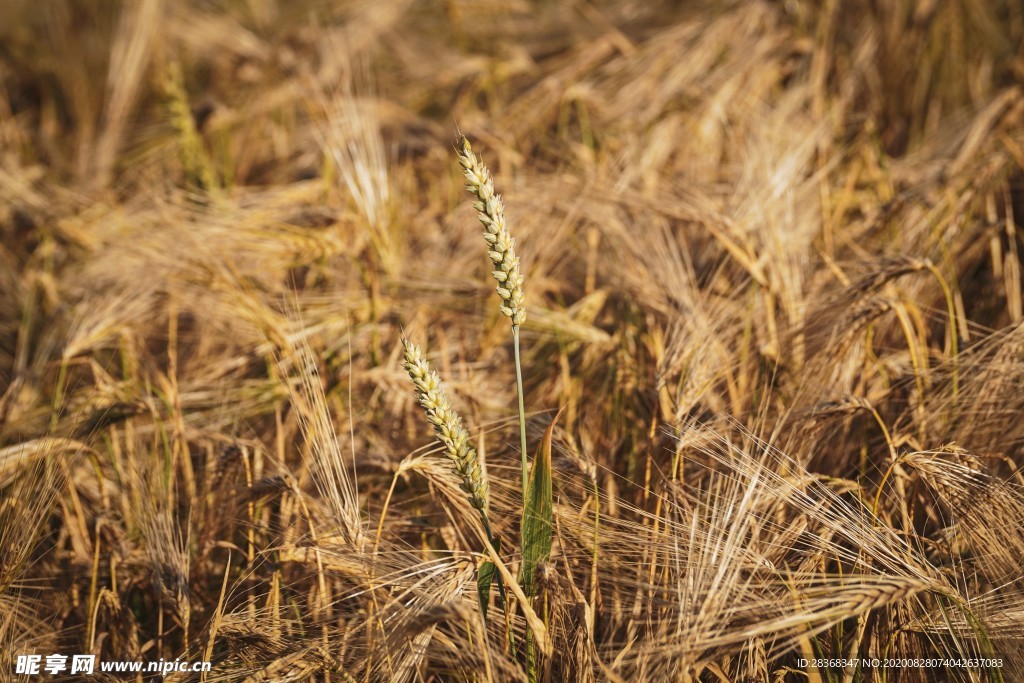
<box><xmin>513</xmin><ymin>327</ymin><xmax>528</xmax><ymax>495</ymax></box>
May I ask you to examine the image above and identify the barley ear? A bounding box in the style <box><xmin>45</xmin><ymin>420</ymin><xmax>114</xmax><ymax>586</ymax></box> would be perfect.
<box><xmin>401</xmin><ymin>337</ymin><xmax>489</xmax><ymax>511</ymax></box>
<box><xmin>457</xmin><ymin>136</ymin><xmax>526</xmax><ymax>328</ymax></box>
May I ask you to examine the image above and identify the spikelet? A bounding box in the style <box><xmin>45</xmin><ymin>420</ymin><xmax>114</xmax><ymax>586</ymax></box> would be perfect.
<box><xmin>456</xmin><ymin>137</ymin><xmax>526</xmax><ymax>328</ymax></box>
<box><xmin>162</xmin><ymin>61</ymin><xmax>218</xmax><ymax>194</ymax></box>
<box><xmin>402</xmin><ymin>337</ymin><xmax>489</xmax><ymax>510</ymax></box>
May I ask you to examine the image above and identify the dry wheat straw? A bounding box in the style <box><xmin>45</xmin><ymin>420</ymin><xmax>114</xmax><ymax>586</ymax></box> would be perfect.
<box><xmin>402</xmin><ymin>337</ymin><xmax>488</xmax><ymax>511</ymax></box>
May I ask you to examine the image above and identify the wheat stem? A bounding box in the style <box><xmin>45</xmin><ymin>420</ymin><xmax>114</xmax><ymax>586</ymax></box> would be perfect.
<box><xmin>514</xmin><ymin>327</ymin><xmax>528</xmax><ymax>495</ymax></box>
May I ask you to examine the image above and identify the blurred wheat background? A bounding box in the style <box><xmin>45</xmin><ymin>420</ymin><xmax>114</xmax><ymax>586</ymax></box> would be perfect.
<box><xmin>2</xmin><ymin>1</ymin><xmax>1024</xmax><ymax>681</ymax></box>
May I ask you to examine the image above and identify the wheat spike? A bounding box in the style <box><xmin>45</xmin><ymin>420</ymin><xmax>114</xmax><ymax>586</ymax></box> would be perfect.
<box><xmin>457</xmin><ymin>136</ymin><xmax>526</xmax><ymax>328</ymax></box>
<box><xmin>402</xmin><ymin>337</ymin><xmax>489</xmax><ymax>511</ymax></box>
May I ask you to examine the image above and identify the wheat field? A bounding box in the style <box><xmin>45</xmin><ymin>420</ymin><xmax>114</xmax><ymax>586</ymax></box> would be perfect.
<box><xmin>2</xmin><ymin>1</ymin><xmax>1024</xmax><ymax>681</ymax></box>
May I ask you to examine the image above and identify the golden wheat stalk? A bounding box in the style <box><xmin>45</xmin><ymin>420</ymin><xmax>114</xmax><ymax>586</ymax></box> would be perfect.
<box><xmin>402</xmin><ymin>336</ymin><xmax>489</xmax><ymax>511</ymax></box>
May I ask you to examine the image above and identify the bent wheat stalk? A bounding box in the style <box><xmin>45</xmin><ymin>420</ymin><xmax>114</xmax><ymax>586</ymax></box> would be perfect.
<box><xmin>456</xmin><ymin>136</ymin><xmax>529</xmax><ymax>496</ymax></box>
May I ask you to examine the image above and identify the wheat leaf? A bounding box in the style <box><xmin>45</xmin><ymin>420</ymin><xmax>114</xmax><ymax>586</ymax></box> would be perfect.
<box><xmin>520</xmin><ymin>408</ymin><xmax>561</xmax><ymax>597</ymax></box>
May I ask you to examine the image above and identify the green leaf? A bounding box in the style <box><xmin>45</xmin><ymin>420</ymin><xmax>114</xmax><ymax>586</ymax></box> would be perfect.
<box><xmin>477</xmin><ymin>535</ymin><xmax>501</xmax><ymax>620</ymax></box>
<box><xmin>519</xmin><ymin>408</ymin><xmax>561</xmax><ymax>598</ymax></box>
